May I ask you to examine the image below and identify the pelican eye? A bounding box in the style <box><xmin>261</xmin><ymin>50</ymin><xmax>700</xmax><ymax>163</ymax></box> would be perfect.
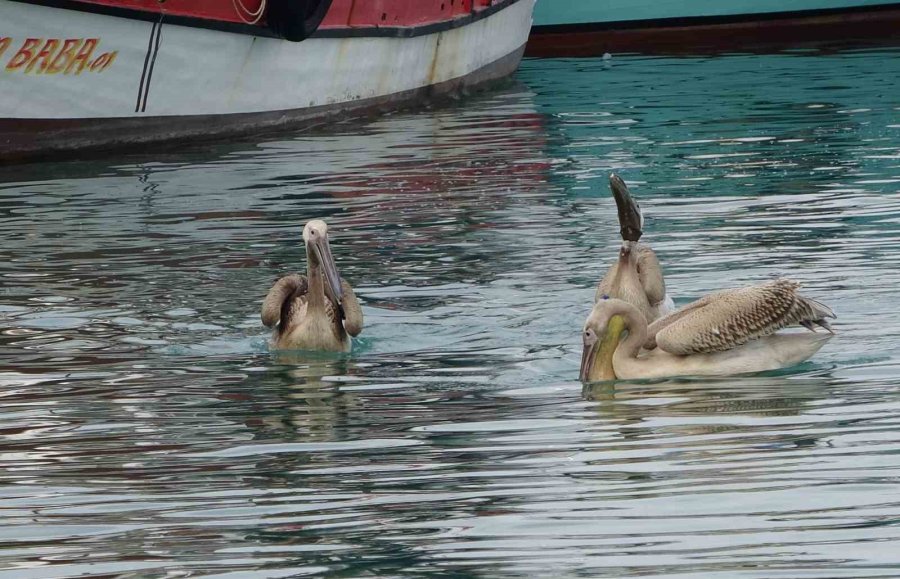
<box><xmin>601</xmin><ymin>294</ymin><xmax>609</xmax><ymax>300</ymax></box>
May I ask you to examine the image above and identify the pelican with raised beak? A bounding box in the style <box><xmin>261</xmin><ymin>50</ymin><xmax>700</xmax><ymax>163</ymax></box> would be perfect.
<box><xmin>580</xmin><ymin>279</ymin><xmax>834</xmax><ymax>381</ymax></box>
<box><xmin>261</xmin><ymin>220</ymin><xmax>363</xmax><ymax>352</ymax></box>
<box><xmin>596</xmin><ymin>174</ymin><xmax>673</xmax><ymax>320</ymax></box>
<box><xmin>590</xmin><ymin>174</ymin><xmax>674</xmax><ymax>379</ymax></box>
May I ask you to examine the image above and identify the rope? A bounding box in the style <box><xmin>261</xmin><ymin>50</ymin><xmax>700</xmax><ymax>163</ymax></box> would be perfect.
<box><xmin>232</xmin><ymin>0</ymin><xmax>267</xmax><ymax>24</ymax></box>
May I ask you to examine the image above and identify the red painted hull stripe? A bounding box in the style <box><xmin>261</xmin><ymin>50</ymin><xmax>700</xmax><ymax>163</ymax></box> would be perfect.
<box><xmin>6</xmin><ymin>0</ymin><xmax>506</xmax><ymax>29</ymax></box>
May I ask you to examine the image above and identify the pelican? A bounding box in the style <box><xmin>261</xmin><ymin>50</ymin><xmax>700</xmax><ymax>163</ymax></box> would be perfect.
<box><xmin>261</xmin><ymin>220</ymin><xmax>363</xmax><ymax>352</ymax></box>
<box><xmin>590</xmin><ymin>174</ymin><xmax>674</xmax><ymax>379</ymax></box>
<box><xmin>596</xmin><ymin>174</ymin><xmax>673</xmax><ymax>323</ymax></box>
<box><xmin>580</xmin><ymin>278</ymin><xmax>834</xmax><ymax>381</ymax></box>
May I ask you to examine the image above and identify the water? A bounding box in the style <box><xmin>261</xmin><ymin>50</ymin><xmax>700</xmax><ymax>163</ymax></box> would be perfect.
<box><xmin>2</xmin><ymin>49</ymin><xmax>900</xmax><ymax>577</ymax></box>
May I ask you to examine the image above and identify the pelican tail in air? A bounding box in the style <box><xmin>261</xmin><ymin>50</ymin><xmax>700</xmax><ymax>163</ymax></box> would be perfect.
<box><xmin>580</xmin><ymin>278</ymin><xmax>834</xmax><ymax>381</ymax></box>
<box><xmin>261</xmin><ymin>220</ymin><xmax>363</xmax><ymax>352</ymax></box>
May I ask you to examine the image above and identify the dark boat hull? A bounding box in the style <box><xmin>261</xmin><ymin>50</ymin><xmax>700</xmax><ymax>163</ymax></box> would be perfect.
<box><xmin>527</xmin><ymin>2</ymin><xmax>900</xmax><ymax>56</ymax></box>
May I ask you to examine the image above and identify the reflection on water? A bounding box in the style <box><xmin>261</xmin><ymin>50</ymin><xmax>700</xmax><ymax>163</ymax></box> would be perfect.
<box><xmin>2</xmin><ymin>49</ymin><xmax>900</xmax><ymax>577</ymax></box>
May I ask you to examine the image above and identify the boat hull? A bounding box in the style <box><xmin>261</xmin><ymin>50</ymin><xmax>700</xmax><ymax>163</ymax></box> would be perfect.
<box><xmin>527</xmin><ymin>1</ymin><xmax>900</xmax><ymax>56</ymax></box>
<box><xmin>0</xmin><ymin>0</ymin><xmax>534</xmax><ymax>161</ymax></box>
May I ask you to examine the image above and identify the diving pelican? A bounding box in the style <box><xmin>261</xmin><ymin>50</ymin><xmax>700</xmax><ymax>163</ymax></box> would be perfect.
<box><xmin>596</xmin><ymin>174</ymin><xmax>673</xmax><ymax>323</ymax></box>
<box><xmin>580</xmin><ymin>278</ymin><xmax>834</xmax><ymax>381</ymax></box>
<box><xmin>261</xmin><ymin>220</ymin><xmax>363</xmax><ymax>352</ymax></box>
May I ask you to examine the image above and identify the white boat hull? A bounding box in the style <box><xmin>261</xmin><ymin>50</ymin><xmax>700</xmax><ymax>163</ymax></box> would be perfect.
<box><xmin>0</xmin><ymin>0</ymin><xmax>534</xmax><ymax>160</ymax></box>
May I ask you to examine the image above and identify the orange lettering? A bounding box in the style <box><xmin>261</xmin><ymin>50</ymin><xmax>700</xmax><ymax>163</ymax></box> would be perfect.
<box><xmin>25</xmin><ymin>38</ymin><xmax>59</xmax><ymax>73</ymax></box>
<box><xmin>46</xmin><ymin>39</ymin><xmax>81</xmax><ymax>74</ymax></box>
<box><xmin>89</xmin><ymin>52</ymin><xmax>108</xmax><ymax>71</ymax></box>
<box><xmin>99</xmin><ymin>51</ymin><xmax>117</xmax><ymax>72</ymax></box>
<box><xmin>64</xmin><ymin>38</ymin><xmax>97</xmax><ymax>74</ymax></box>
<box><xmin>0</xmin><ymin>37</ymin><xmax>11</xmax><ymax>61</ymax></box>
<box><xmin>5</xmin><ymin>38</ymin><xmax>41</xmax><ymax>71</ymax></box>
<box><xmin>89</xmin><ymin>51</ymin><xmax>118</xmax><ymax>72</ymax></box>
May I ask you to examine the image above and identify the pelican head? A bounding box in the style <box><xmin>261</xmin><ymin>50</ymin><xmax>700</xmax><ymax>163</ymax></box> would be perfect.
<box><xmin>303</xmin><ymin>219</ymin><xmax>343</xmax><ymax>305</ymax></box>
<box><xmin>580</xmin><ymin>297</ymin><xmax>630</xmax><ymax>382</ymax></box>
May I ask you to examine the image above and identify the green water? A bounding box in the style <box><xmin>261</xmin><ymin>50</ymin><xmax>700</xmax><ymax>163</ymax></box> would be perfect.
<box><xmin>2</xmin><ymin>50</ymin><xmax>900</xmax><ymax>577</ymax></box>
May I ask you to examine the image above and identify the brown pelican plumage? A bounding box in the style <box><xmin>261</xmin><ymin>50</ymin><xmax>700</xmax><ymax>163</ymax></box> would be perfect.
<box><xmin>580</xmin><ymin>279</ymin><xmax>834</xmax><ymax>381</ymax></box>
<box><xmin>261</xmin><ymin>220</ymin><xmax>363</xmax><ymax>352</ymax></box>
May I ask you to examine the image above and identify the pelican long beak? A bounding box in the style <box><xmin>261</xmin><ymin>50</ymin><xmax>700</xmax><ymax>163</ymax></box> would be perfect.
<box><xmin>610</xmin><ymin>174</ymin><xmax>643</xmax><ymax>242</ymax></box>
<box><xmin>310</xmin><ymin>234</ymin><xmax>344</xmax><ymax>305</ymax></box>
<box><xmin>579</xmin><ymin>335</ymin><xmax>597</xmax><ymax>382</ymax></box>
<box><xmin>579</xmin><ymin>315</ymin><xmax>626</xmax><ymax>382</ymax></box>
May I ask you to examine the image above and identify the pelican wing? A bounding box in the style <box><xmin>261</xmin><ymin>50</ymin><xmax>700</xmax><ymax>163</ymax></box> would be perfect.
<box><xmin>340</xmin><ymin>279</ymin><xmax>364</xmax><ymax>336</ymax></box>
<box><xmin>649</xmin><ymin>279</ymin><xmax>835</xmax><ymax>355</ymax></box>
<box><xmin>261</xmin><ymin>274</ymin><xmax>308</xmax><ymax>328</ymax></box>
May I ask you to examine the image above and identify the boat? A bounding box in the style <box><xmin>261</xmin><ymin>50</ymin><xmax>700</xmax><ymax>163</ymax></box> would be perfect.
<box><xmin>526</xmin><ymin>0</ymin><xmax>900</xmax><ymax>57</ymax></box>
<box><xmin>0</xmin><ymin>0</ymin><xmax>535</xmax><ymax>162</ymax></box>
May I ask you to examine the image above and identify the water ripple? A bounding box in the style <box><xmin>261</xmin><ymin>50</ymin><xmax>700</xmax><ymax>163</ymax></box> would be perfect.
<box><xmin>2</xmin><ymin>50</ymin><xmax>900</xmax><ymax>576</ymax></box>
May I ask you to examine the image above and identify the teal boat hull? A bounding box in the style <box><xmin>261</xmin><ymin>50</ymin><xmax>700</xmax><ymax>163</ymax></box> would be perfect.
<box><xmin>534</xmin><ymin>0</ymin><xmax>897</xmax><ymax>26</ymax></box>
<box><xmin>527</xmin><ymin>1</ymin><xmax>900</xmax><ymax>56</ymax></box>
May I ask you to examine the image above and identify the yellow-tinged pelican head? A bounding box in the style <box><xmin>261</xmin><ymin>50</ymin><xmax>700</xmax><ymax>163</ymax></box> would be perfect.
<box><xmin>303</xmin><ymin>220</ymin><xmax>343</xmax><ymax>305</ymax></box>
<box><xmin>580</xmin><ymin>297</ymin><xmax>628</xmax><ymax>382</ymax></box>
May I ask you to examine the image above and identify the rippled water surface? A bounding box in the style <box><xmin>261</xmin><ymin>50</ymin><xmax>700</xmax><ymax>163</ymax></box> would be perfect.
<box><xmin>3</xmin><ymin>50</ymin><xmax>900</xmax><ymax>577</ymax></box>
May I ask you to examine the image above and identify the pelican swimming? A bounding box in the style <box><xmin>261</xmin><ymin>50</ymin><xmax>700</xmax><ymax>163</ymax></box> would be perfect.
<box><xmin>261</xmin><ymin>220</ymin><xmax>363</xmax><ymax>352</ymax></box>
<box><xmin>596</xmin><ymin>174</ymin><xmax>673</xmax><ymax>323</ymax></box>
<box><xmin>590</xmin><ymin>174</ymin><xmax>674</xmax><ymax>379</ymax></box>
<box><xmin>580</xmin><ymin>278</ymin><xmax>834</xmax><ymax>381</ymax></box>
